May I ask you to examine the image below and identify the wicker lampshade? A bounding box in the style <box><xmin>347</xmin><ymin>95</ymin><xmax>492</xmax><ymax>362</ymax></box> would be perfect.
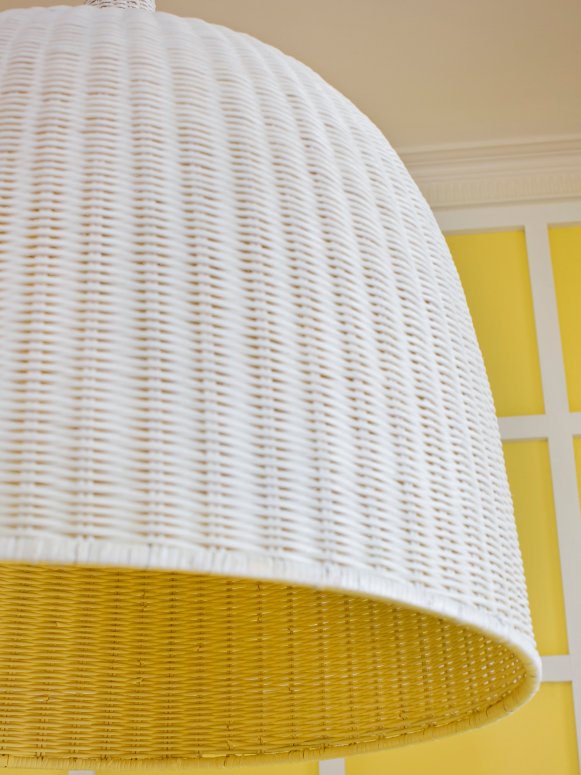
<box><xmin>0</xmin><ymin>0</ymin><xmax>540</xmax><ymax>768</ymax></box>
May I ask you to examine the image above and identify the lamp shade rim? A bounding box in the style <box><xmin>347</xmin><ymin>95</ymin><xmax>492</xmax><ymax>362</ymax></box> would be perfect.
<box><xmin>0</xmin><ymin>651</ymin><xmax>538</xmax><ymax>772</ymax></box>
<box><xmin>0</xmin><ymin>535</ymin><xmax>542</xmax><ymax>742</ymax></box>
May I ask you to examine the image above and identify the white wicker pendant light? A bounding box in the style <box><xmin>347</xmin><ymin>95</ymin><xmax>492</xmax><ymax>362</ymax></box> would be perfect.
<box><xmin>0</xmin><ymin>0</ymin><xmax>540</xmax><ymax>768</ymax></box>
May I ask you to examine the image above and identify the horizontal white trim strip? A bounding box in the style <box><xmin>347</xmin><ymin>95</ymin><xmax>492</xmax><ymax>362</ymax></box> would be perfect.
<box><xmin>571</xmin><ymin>414</ymin><xmax>581</xmax><ymax>436</ymax></box>
<box><xmin>499</xmin><ymin>416</ymin><xmax>549</xmax><ymax>441</ymax></box>
<box><xmin>436</xmin><ymin>200</ymin><xmax>581</xmax><ymax>232</ymax></box>
<box><xmin>498</xmin><ymin>414</ymin><xmax>581</xmax><ymax>441</ymax></box>
<box><xmin>541</xmin><ymin>655</ymin><xmax>573</xmax><ymax>683</ymax></box>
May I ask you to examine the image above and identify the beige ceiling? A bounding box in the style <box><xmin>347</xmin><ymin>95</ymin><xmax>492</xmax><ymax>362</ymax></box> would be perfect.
<box><xmin>1</xmin><ymin>0</ymin><xmax>580</xmax><ymax>150</ymax></box>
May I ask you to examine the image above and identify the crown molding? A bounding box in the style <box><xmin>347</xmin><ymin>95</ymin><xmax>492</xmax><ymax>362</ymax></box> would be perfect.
<box><xmin>397</xmin><ymin>134</ymin><xmax>581</xmax><ymax>210</ymax></box>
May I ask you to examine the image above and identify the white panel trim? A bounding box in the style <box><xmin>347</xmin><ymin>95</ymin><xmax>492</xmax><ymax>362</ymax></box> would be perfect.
<box><xmin>499</xmin><ymin>414</ymin><xmax>581</xmax><ymax>442</ymax></box>
<box><xmin>524</xmin><ymin>219</ymin><xmax>581</xmax><ymax>657</ymax></box>
<box><xmin>436</xmin><ymin>200</ymin><xmax>581</xmax><ymax>232</ymax></box>
<box><xmin>572</xmin><ymin>413</ymin><xmax>581</xmax><ymax>436</ymax></box>
<box><xmin>522</xmin><ymin>218</ymin><xmax>581</xmax><ymax>760</ymax></box>
<box><xmin>542</xmin><ymin>655</ymin><xmax>574</xmax><ymax>683</ymax></box>
<box><xmin>399</xmin><ymin>135</ymin><xmax>581</xmax><ymax>209</ymax></box>
<box><xmin>499</xmin><ymin>415</ymin><xmax>549</xmax><ymax>441</ymax></box>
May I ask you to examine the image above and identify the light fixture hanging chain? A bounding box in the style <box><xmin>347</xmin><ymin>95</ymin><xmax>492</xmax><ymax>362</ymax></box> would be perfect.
<box><xmin>84</xmin><ymin>0</ymin><xmax>156</xmax><ymax>10</ymax></box>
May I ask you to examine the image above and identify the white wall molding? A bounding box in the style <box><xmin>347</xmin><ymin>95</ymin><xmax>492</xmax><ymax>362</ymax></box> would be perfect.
<box><xmin>398</xmin><ymin>135</ymin><xmax>581</xmax><ymax>209</ymax></box>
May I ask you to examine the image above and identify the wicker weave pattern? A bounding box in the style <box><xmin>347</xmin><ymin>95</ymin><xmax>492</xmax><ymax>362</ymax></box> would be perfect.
<box><xmin>0</xmin><ymin>564</ymin><xmax>529</xmax><ymax>767</ymax></box>
<box><xmin>0</xmin><ymin>5</ymin><xmax>540</xmax><ymax>766</ymax></box>
<box><xmin>85</xmin><ymin>0</ymin><xmax>155</xmax><ymax>9</ymax></box>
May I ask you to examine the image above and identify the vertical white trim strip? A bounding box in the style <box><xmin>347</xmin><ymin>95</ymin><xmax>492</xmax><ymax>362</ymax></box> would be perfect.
<box><xmin>524</xmin><ymin>218</ymin><xmax>581</xmax><ymax>762</ymax></box>
<box><xmin>496</xmin><ymin>414</ymin><xmax>581</xmax><ymax>441</ymax></box>
<box><xmin>436</xmin><ymin>201</ymin><xmax>581</xmax><ymax>232</ymax></box>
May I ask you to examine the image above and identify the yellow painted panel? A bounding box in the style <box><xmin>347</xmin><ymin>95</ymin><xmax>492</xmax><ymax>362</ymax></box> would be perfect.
<box><xmin>550</xmin><ymin>225</ymin><xmax>581</xmax><ymax>411</ymax></box>
<box><xmin>446</xmin><ymin>230</ymin><xmax>544</xmax><ymax>417</ymax></box>
<box><xmin>347</xmin><ymin>683</ymin><xmax>578</xmax><ymax>775</ymax></box>
<box><xmin>504</xmin><ymin>439</ymin><xmax>568</xmax><ymax>655</ymax></box>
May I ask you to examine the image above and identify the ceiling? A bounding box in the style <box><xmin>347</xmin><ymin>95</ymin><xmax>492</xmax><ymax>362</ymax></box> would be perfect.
<box><xmin>1</xmin><ymin>0</ymin><xmax>580</xmax><ymax>151</ymax></box>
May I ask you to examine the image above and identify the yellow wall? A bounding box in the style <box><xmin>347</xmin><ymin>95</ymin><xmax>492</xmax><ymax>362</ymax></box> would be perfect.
<box><xmin>347</xmin><ymin>683</ymin><xmax>578</xmax><ymax>775</ymax></box>
<box><xmin>445</xmin><ymin>230</ymin><xmax>544</xmax><ymax>417</ymax></box>
<box><xmin>503</xmin><ymin>439</ymin><xmax>568</xmax><ymax>655</ymax></box>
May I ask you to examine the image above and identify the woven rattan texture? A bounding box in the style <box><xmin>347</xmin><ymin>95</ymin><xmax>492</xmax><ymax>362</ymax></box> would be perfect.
<box><xmin>85</xmin><ymin>0</ymin><xmax>155</xmax><ymax>10</ymax></box>
<box><xmin>0</xmin><ymin>565</ymin><xmax>528</xmax><ymax>767</ymax></box>
<box><xmin>0</xmin><ymin>5</ymin><xmax>540</xmax><ymax>765</ymax></box>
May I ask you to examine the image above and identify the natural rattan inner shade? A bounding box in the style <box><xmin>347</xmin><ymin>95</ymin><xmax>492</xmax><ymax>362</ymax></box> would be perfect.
<box><xmin>0</xmin><ymin>564</ymin><xmax>529</xmax><ymax>768</ymax></box>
